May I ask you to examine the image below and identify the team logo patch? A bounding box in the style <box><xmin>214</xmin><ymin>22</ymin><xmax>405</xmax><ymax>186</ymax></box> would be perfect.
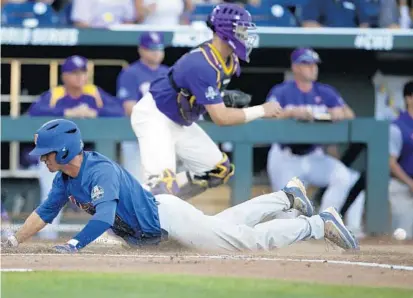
<box><xmin>205</xmin><ymin>86</ymin><xmax>219</xmax><ymax>100</ymax></box>
<box><xmin>72</xmin><ymin>56</ymin><xmax>84</xmax><ymax>67</ymax></box>
<box><xmin>117</xmin><ymin>87</ymin><xmax>129</xmax><ymax>99</ymax></box>
<box><xmin>139</xmin><ymin>82</ymin><xmax>151</xmax><ymax>96</ymax></box>
<box><xmin>150</xmin><ymin>32</ymin><xmax>160</xmax><ymax>43</ymax></box>
<box><xmin>91</xmin><ymin>185</ymin><xmax>104</xmax><ymax>201</ymax></box>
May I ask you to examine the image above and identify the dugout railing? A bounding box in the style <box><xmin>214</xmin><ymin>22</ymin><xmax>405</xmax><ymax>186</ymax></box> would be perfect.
<box><xmin>1</xmin><ymin>116</ymin><xmax>390</xmax><ymax>235</ymax></box>
<box><xmin>1</xmin><ymin>57</ymin><xmax>129</xmax><ymax>179</ymax></box>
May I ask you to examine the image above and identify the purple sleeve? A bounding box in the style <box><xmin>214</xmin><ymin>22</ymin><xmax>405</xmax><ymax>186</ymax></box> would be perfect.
<box><xmin>322</xmin><ymin>85</ymin><xmax>346</xmax><ymax>108</ymax></box>
<box><xmin>186</xmin><ymin>64</ymin><xmax>223</xmax><ymax>106</ymax></box>
<box><xmin>97</xmin><ymin>88</ymin><xmax>125</xmax><ymax>117</ymax></box>
<box><xmin>27</xmin><ymin>91</ymin><xmax>65</xmax><ymax>117</ymax></box>
<box><xmin>116</xmin><ymin>70</ymin><xmax>140</xmax><ymax>103</ymax></box>
<box><xmin>266</xmin><ymin>86</ymin><xmax>285</xmax><ymax>107</ymax></box>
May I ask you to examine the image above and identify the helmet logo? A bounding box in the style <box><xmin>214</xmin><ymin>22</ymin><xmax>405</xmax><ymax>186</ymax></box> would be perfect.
<box><xmin>34</xmin><ymin>134</ymin><xmax>38</xmax><ymax>145</ymax></box>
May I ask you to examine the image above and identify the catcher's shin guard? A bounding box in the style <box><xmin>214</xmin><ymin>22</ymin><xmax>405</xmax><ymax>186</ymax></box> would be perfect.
<box><xmin>178</xmin><ymin>153</ymin><xmax>235</xmax><ymax>200</ymax></box>
<box><xmin>148</xmin><ymin>169</ymin><xmax>180</xmax><ymax>196</ymax></box>
<box><xmin>148</xmin><ymin>154</ymin><xmax>235</xmax><ymax>200</ymax></box>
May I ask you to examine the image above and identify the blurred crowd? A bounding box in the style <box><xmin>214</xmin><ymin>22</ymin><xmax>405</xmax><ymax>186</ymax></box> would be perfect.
<box><xmin>1</xmin><ymin>0</ymin><xmax>412</xmax><ymax>28</ymax></box>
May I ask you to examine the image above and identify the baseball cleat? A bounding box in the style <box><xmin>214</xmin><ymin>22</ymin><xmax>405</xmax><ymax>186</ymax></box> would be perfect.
<box><xmin>320</xmin><ymin>207</ymin><xmax>360</xmax><ymax>251</ymax></box>
<box><xmin>282</xmin><ymin>177</ymin><xmax>314</xmax><ymax>217</ymax></box>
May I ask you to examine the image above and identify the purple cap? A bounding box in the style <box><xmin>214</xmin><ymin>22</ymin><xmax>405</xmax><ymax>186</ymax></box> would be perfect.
<box><xmin>62</xmin><ymin>55</ymin><xmax>88</xmax><ymax>73</ymax></box>
<box><xmin>291</xmin><ymin>48</ymin><xmax>321</xmax><ymax>64</ymax></box>
<box><xmin>139</xmin><ymin>32</ymin><xmax>164</xmax><ymax>50</ymax></box>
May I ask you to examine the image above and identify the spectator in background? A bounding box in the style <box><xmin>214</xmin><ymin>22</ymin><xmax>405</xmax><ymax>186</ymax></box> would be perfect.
<box><xmin>26</xmin><ymin>55</ymin><xmax>124</xmax><ymax>239</ymax></box>
<box><xmin>378</xmin><ymin>0</ymin><xmax>400</xmax><ymax>28</ymax></box>
<box><xmin>389</xmin><ymin>81</ymin><xmax>413</xmax><ymax>239</ymax></box>
<box><xmin>398</xmin><ymin>0</ymin><xmax>412</xmax><ymax>28</ymax></box>
<box><xmin>1</xmin><ymin>0</ymin><xmax>60</xmax><ymax>26</ymax></box>
<box><xmin>299</xmin><ymin>0</ymin><xmax>370</xmax><ymax>27</ymax></box>
<box><xmin>116</xmin><ymin>32</ymin><xmax>169</xmax><ymax>181</ymax></box>
<box><xmin>71</xmin><ymin>0</ymin><xmax>135</xmax><ymax>28</ymax></box>
<box><xmin>266</xmin><ymin>48</ymin><xmax>365</xmax><ymax>238</ymax></box>
<box><xmin>135</xmin><ymin>0</ymin><xmax>193</xmax><ymax>25</ymax></box>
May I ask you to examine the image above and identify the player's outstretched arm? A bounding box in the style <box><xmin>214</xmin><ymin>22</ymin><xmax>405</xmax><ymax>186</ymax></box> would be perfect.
<box><xmin>54</xmin><ymin>200</ymin><xmax>116</xmax><ymax>253</ymax></box>
<box><xmin>205</xmin><ymin>101</ymin><xmax>282</xmax><ymax>126</ymax></box>
<box><xmin>1</xmin><ymin>211</ymin><xmax>47</xmax><ymax>248</ymax></box>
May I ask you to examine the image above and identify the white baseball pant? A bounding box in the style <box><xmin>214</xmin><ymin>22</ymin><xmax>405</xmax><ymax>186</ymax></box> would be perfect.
<box><xmin>389</xmin><ymin>178</ymin><xmax>413</xmax><ymax>239</ymax></box>
<box><xmin>130</xmin><ymin>92</ymin><xmax>223</xmax><ymax>181</ymax></box>
<box><xmin>120</xmin><ymin>141</ymin><xmax>143</xmax><ymax>182</ymax></box>
<box><xmin>267</xmin><ymin>144</ymin><xmax>365</xmax><ymax>233</ymax></box>
<box><xmin>156</xmin><ymin>191</ymin><xmax>324</xmax><ymax>252</ymax></box>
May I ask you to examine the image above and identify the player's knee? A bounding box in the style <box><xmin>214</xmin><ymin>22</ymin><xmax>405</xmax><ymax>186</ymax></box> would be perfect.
<box><xmin>203</xmin><ymin>153</ymin><xmax>235</xmax><ymax>187</ymax></box>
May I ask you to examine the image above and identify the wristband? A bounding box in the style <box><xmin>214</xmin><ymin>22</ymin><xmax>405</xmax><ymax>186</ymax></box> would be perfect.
<box><xmin>243</xmin><ymin>106</ymin><xmax>265</xmax><ymax>122</ymax></box>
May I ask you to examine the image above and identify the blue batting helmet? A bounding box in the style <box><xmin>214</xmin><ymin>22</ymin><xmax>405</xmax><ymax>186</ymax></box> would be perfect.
<box><xmin>29</xmin><ymin>119</ymin><xmax>84</xmax><ymax>164</ymax></box>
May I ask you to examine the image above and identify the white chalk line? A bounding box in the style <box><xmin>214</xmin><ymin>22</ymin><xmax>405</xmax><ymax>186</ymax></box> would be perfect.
<box><xmin>2</xmin><ymin>253</ymin><xmax>413</xmax><ymax>272</ymax></box>
<box><xmin>1</xmin><ymin>268</ymin><xmax>33</xmax><ymax>272</ymax></box>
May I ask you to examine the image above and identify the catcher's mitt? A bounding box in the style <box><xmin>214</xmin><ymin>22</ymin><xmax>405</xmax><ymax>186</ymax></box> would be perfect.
<box><xmin>222</xmin><ymin>90</ymin><xmax>252</xmax><ymax>108</ymax></box>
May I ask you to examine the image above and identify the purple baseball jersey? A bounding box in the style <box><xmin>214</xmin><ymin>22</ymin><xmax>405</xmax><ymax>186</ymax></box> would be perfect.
<box><xmin>392</xmin><ymin>111</ymin><xmax>413</xmax><ymax>178</ymax></box>
<box><xmin>28</xmin><ymin>84</ymin><xmax>125</xmax><ymax>117</ymax></box>
<box><xmin>266</xmin><ymin>80</ymin><xmax>345</xmax><ymax>154</ymax></box>
<box><xmin>149</xmin><ymin>42</ymin><xmax>241</xmax><ymax>126</ymax></box>
<box><xmin>116</xmin><ymin>60</ymin><xmax>169</xmax><ymax>103</ymax></box>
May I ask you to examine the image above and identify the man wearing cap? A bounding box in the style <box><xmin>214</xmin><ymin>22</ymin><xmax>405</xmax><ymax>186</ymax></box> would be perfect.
<box><xmin>389</xmin><ymin>80</ymin><xmax>413</xmax><ymax>239</ymax></box>
<box><xmin>26</xmin><ymin>55</ymin><xmax>124</xmax><ymax>239</ymax></box>
<box><xmin>116</xmin><ymin>32</ymin><xmax>169</xmax><ymax>181</ymax></box>
<box><xmin>265</xmin><ymin>48</ymin><xmax>365</xmax><ymax>237</ymax></box>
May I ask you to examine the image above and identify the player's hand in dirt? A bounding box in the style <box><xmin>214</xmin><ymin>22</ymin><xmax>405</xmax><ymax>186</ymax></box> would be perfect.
<box><xmin>1</xmin><ymin>235</ymin><xmax>18</xmax><ymax>248</ymax></box>
<box><xmin>54</xmin><ymin>243</ymin><xmax>78</xmax><ymax>254</ymax></box>
<box><xmin>262</xmin><ymin>101</ymin><xmax>283</xmax><ymax>118</ymax></box>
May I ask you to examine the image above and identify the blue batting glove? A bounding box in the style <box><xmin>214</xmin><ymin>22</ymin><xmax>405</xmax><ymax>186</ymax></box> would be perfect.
<box><xmin>53</xmin><ymin>243</ymin><xmax>78</xmax><ymax>254</ymax></box>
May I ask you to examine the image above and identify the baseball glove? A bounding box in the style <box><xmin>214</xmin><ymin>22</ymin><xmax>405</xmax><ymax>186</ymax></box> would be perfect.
<box><xmin>222</xmin><ymin>89</ymin><xmax>252</xmax><ymax>108</ymax></box>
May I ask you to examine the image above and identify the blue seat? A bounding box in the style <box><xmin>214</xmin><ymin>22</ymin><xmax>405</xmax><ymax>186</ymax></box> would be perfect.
<box><xmin>1</xmin><ymin>2</ymin><xmax>60</xmax><ymax>27</ymax></box>
<box><xmin>190</xmin><ymin>4</ymin><xmax>215</xmax><ymax>22</ymax></box>
<box><xmin>246</xmin><ymin>1</ymin><xmax>298</xmax><ymax>27</ymax></box>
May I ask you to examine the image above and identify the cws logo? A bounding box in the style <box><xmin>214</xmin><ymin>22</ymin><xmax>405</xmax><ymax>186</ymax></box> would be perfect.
<box><xmin>354</xmin><ymin>33</ymin><xmax>394</xmax><ymax>51</ymax></box>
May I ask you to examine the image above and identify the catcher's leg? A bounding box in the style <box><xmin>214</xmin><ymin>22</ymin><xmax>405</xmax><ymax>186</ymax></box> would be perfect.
<box><xmin>171</xmin><ymin>122</ymin><xmax>234</xmax><ymax>199</ymax></box>
<box><xmin>130</xmin><ymin>93</ymin><xmax>177</xmax><ymax>191</ymax></box>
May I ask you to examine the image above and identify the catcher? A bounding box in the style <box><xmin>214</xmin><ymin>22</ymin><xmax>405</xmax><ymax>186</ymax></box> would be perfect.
<box><xmin>130</xmin><ymin>3</ymin><xmax>282</xmax><ymax>199</ymax></box>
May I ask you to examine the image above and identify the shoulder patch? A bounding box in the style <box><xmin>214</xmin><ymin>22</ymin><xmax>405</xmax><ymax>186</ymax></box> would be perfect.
<box><xmin>91</xmin><ymin>185</ymin><xmax>104</xmax><ymax>201</ymax></box>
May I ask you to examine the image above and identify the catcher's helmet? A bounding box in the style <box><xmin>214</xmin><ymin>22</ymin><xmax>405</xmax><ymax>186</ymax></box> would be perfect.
<box><xmin>207</xmin><ymin>3</ymin><xmax>256</xmax><ymax>63</ymax></box>
<box><xmin>29</xmin><ymin>119</ymin><xmax>84</xmax><ymax>164</ymax></box>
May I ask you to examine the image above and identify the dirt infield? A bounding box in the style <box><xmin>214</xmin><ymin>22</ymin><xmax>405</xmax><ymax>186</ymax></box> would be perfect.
<box><xmin>2</xmin><ymin>187</ymin><xmax>413</xmax><ymax>289</ymax></box>
<box><xmin>2</xmin><ymin>239</ymin><xmax>413</xmax><ymax>289</ymax></box>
